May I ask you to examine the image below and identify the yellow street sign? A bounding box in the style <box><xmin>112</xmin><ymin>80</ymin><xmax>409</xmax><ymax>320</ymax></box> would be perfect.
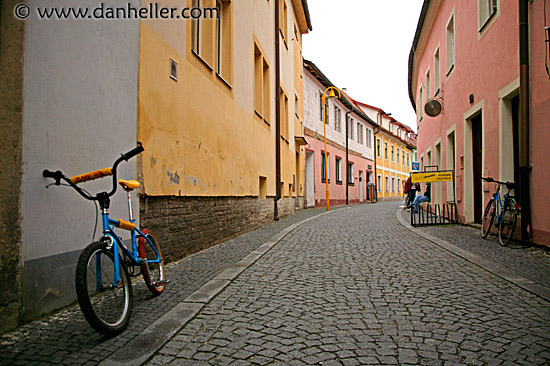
<box><xmin>411</xmin><ymin>171</ymin><xmax>453</xmax><ymax>183</ymax></box>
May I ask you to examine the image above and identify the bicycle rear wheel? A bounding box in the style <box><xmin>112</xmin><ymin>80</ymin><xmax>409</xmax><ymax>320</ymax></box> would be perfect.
<box><xmin>481</xmin><ymin>199</ymin><xmax>495</xmax><ymax>239</ymax></box>
<box><xmin>499</xmin><ymin>199</ymin><xmax>518</xmax><ymax>246</ymax></box>
<box><xmin>138</xmin><ymin>229</ymin><xmax>165</xmax><ymax>296</ymax></box>
<box><xmin>75</xmin><ymin>240</ymin><xmax>133</xmax><ymax>336</ymax></box>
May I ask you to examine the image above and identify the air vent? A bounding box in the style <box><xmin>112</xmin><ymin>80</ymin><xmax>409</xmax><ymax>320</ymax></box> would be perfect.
<box><xmin>170</xmin><ymin>59</ymin><xmax>177</xmax><ymax>81</ymax></box>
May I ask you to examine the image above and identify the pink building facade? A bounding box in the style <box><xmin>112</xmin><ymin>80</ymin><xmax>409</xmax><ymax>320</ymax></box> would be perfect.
<box><xmin>304</xmin><ymin>60</ymin><xmax>376</xmax><ymax>208</ymax></box>
<box><xmin>409</xmin><ymin>0</ymin><xmax>550</xmax><ymax>246</ymax></box>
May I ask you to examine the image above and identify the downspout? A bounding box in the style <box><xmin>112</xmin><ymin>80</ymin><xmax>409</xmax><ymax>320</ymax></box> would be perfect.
<box><xmin>373</xmin><ymin>124</ymin><xmax>380</xmax><ymax>204</ymax></box>
<box><xmin>345</xmin><ymin>111</ymin><xmax>351</xmax><ymax>205</ymax></box>
<box><xmin>274</xmin><ymin>0</ymin><xmax>281</xmax><ymax>221</ymax></box>
<box><xmin>519</xmin><ymin>0</ymin><xmax>532</xmax><ymax>241</ymax></box>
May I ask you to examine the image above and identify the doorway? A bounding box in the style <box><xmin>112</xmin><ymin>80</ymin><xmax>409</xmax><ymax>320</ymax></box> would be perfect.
<box><xmin>305</xmin><ymin>151</ymin><xmax>315</xmax><ymax>208</ymax></box>
<box><xmin>472</xmin><ymin>114</ymin><xmax>483</xmax><ymax>223</ymax></box>
<box><xmin>359</xmin><ymin>171</ymin><xmax>364</xmax><ymax>202</ymax></box>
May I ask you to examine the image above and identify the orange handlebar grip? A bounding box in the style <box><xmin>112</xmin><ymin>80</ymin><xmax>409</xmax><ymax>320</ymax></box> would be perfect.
<box><xmin>70</xmin><ymin>167</ymin><xmax>113</xmax><ymax>184</ymax></box>
<box><xmin>115</xmin><ymin>219</ymin><xmax>135</xmax><ymax>231</ymax></box>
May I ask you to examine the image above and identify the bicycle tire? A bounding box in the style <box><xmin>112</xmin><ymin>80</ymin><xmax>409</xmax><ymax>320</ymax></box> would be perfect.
<box><xmin>75</xmin><ymin>240</ymin><xmax>133</xmax><ymax>336</ymax></box>
<box><xmin>481</xmin><ymin>199</ymin><xmax>495</xmax><ymax>239</ymax></box>
<box><xmin>138</xmin><ymin>229</ymin><xmax>166</xmax><ymax>296</ymax></box>
<box><xmin>499</xmin><ymin>199</ymin><xmax>518</xmax><ymax>246</ymax></box>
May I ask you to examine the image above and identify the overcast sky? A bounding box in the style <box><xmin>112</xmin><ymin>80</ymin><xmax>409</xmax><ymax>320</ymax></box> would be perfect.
<box><xmin>302</xmin><ymin>0</ymin><xmax>424</xmax><ymax>132</ymax></box>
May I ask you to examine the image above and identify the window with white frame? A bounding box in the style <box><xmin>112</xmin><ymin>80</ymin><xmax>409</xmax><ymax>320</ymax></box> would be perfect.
<box><xmin>392</xmin><ymin>177</ymin><xmax>395</xmax><ymax>193</ymax></box>
<box><xmin>434</xmin><ymin>47</ymin><xmax>441</xmax><ymax>93</ymax></box>
<box><xmin>385</xmin><ymin>176</ymin><xmax>389</xmax><ymax>192</ymax></box>
<box><xmin>479</xmin><ymin>0</ymin><xmax>498</xmax><ymax>30</ymax></box>
<box><xmin>391</xmin><ymin>145</ymin><xmax>394</xmax><ymax>162</ymax></box>
<box><xmin>384</xmin><ymin>142</ymin><xmax>388</xmax><ymax>160</ymax></box>
<box><xmin>397</xmin><ymin>148</ymin><xmax>400</xmax><ymax>164</ymax></box>
<box><xmin>398</xmin><ymin>178</ymin><xmax>401</xmax><ymax>193</ymax></box>
<box><xmin>377</xmin><ymin>175</ymin><xmax>382</xmax><ymax>192</ymax></box>
<box><xmin>347</xmin><ymin>162</ymin><xmax>354</xmax><ymax>186</ymax></box>
<box><xmin>335</xmin><ymin>157</ymin><xmax>342</xmax><ymax>184</ymax></box>
<box><xmin>376</xmin><ymin>138</ymin><xmax>381</xmax><ymax>158</ymax></box>
<box><xmin>348</xmin><ymin>118</ymin><xmax>354</xmax><ymax>140</ymax></box>
<box><xmin>447</xmin><ymin>14</ymin><xmax>455</xmax><ymax>74</ymax></box>
<box><xmin>426</xmin><ymin>68</ymin><xmax>431</xmax><ymax>99</ymax></box>
<box><xmin>322</xmin><ymin>152</ymin><xmax>330</xmax><ymax>182</ymax></box>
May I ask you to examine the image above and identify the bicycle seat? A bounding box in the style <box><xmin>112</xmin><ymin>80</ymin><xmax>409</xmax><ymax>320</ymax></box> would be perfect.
<box><xmin>119</xmin><ymin>179</ymin><xmax>140</xmax><ymax>191</ymax></box>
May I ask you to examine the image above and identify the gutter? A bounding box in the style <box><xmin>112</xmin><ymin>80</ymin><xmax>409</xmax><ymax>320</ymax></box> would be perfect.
<box><xmin>518</xmin><ymin>0</ymin><xmax>532</xmax><ymax>242</ymax></box>
<box><xmin>274</xmin><ymin>0</ymin><xmax>281</xmax><ymax>221</ymax></box>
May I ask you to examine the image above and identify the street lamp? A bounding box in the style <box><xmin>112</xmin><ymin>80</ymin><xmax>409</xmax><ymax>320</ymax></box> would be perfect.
<box><xmin>322</xmin><ymin>86</ymin><xmax>341</xmax><ymax>211</ymax></box>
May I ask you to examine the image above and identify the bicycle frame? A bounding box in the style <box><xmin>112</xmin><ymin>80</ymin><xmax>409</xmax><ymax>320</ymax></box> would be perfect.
<box><xmin>492</xmin><ymin>184</ymin><xmax>504</xmax><ymax>225</ymax></box>
<box><xmin>99</xmin><ymin>212</ymin><xmax>161</xmax><ymax>287</ymax></box>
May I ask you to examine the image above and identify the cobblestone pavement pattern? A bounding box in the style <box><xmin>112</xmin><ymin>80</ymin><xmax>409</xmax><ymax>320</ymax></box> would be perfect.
<box><xmin>148</xmin><ymin>202</ymin><xmax>550</xmax><ymax>365</ymax></box>
<box><xmin>0</xmin><ymin>208</ymin><xmax>326</xmax><ymax>366</ymax></box>
<box><xmin>2</xmin><ymin>202</ymin><xmax>550</xmax><ymax>365</ymax></box>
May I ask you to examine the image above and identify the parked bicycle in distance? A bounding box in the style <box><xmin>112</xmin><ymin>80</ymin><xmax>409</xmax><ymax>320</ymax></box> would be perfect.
<box><xmin>43</xmin><ymin>143</ymin><xmax>168</xmax><ymax>336</ymax></box>
<box><xmin>480</xmin><ymin>177</ymin><xmax>519</xmax><ymax>246</ymax></box>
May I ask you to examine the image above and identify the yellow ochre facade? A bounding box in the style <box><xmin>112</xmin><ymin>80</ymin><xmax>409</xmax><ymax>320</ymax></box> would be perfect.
<box><xmin>137</xmin><ymin>0</ymin><xmax>311</xmax><ymax>259</ymax></box>
<box><xmin>139</xmin><ymin>0</ymin><xmax>309</xmax><ymax>200</ymax></box>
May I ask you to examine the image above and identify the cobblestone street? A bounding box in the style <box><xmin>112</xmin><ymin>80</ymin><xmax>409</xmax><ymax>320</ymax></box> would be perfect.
<box><xmin>2</xmin><ymin>202</ymin><xmax>550</xmax><ymax>365</ymax></box>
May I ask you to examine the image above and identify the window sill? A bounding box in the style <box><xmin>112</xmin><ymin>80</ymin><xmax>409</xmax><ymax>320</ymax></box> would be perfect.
<box><xmin>446</xmin><ymin>63</ymin><xmax>455</xmax><ymax>77</ymax></box>
<box><xmin>192</xmin><ymin>50</ymin><xmax>213</xmax><ymax>72</ymax></box>
<box><xmin>478</xmin><ymin>10</ymin><xmax>497</xmax><ymax>33</ymax></box>
<box><xmin>216</xmin><ymin>73</ymin><xmax>233</xmax><ymax>89</ymax></box>
<box><xmin>336</xmin><ymin>180</ymin><xmax>342</xmax><ymax>185</ymax></box>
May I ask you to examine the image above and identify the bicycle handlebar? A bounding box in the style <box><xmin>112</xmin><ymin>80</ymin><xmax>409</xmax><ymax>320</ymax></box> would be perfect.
<box><xmin>482</xmin><ymin>177</ymin><xmax>515</xmax><ymax>190</ymax></box>
<box><xmin>42</xmin><ymin>144</ymin><xmax>144</xmax><ymax>202</ymax></box>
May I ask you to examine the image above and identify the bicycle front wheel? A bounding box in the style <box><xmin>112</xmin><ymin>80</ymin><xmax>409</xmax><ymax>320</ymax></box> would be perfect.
<box><xmin>138</xmin><ymin>229</ymin><xmax>166</xmax><ymax>296</ymax></box>
<box><xmin>499</xmin><ymin>199</ymin><xmax>518</xmax><ymax>246</ymax></box>
<box><xmin>75</xmin><ymin>241</ymin><xmax>133</xmax><ymax>336</ymax></box>
<box><xmin>481</xmin><ymin>199</ymin><xmax>495</xmax><ymax>239</ymax></box>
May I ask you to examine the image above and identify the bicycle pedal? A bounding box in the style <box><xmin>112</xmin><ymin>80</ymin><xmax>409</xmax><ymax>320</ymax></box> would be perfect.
<box><xmin>153</xmin><ymin>280</ymin><xmax>170</xmax><ymax>286</ymax></box>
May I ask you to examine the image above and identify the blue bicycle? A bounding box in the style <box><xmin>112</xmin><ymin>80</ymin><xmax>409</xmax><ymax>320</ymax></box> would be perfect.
<box><xmin>43</xmin><ymin>144</ymin><xmax>167</xmax><ymax>336</ymax></box>
<box><xmin>480</xmin><ymin>177</ymin><xmax>519</xmax><ymax>246</ymax></box>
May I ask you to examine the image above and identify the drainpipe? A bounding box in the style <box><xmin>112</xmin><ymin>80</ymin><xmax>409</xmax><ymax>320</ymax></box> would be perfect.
<box><xmin>274</xmin><ymin>0</ymin><xmax>281</xmax><ymax>221</ymax></box>
<box><xmin>518</xmin><ymin>0</ymin><xmax>531</xmax><ymax>242</ymax></box>
<box><xmin>373</xmin><ymin>125</ymin><xmax>380</xmax><ymax>203</ymax></box>
<box><xmin>345</xmin><ymin>111</ymin><xmax>351</xmax><ymax>205</ymax></box>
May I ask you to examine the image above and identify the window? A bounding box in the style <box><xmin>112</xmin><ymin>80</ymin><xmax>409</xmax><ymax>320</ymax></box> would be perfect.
<box><xmin>254</xmin><ymin>42</ymin><xmax>270</xmax><ymax>123</ymax></box>
<box><xmin>385</xmin><ymin>176</ymin><xmax>389</xmax><ymax>192</ymax></box>
<box><xmin>376</xmin><ymin>138</ymin><xmax>381</xmax><ymax>158</ymax></box>
<box><xmin>407</xmin><ymin>153</ymin><xmax>410</xmax><ymax>168</ymax></box>
<box><xmin>426</xmin><ymin>68</ymin><xmax>431</xmax><ymax>99</ymax></box>
<box><xmin>320</xmin><ymin>94</ymin><xmax>329</xmax><ymax>124</ymax></box>
<box><xmin>280</xmin><ymin>87</ymin><xmax>289</xmax><ymax>141</ymax></box>
<box><xmin>347</xmin><ymin>163</ymin><xmax>354</xmax><ymax>185</ymax></box>
<box><xmin>377</xmin><ymin>175</ymin><xmax>382</xmax><ymax>192</ymax></box>
<box><xmin>398</xmin><ymin>178</ymin><xmax>401</xmax><ymax>193</ymax></box>
<box><xmin>384</xmin><ymin>142</ymin><xmax>388</xmax><ymax>160</ymax></box>
<box><xmin>348</xmin><ymin>118</ymin><xmax>354</xmax><ymax>139</ymax></box>
<box><xmin>357</xmin><ymin>124</ymin><xmax>363</xmax><ymax>144</ymax></box>
<box><xmin>391</xmin><ymin>145</ymin><xmax>395</xmax><ymax>162</ymax></box>
<box><xmin>334</xmin><ymin>106</ymin><xmax>342</xmax><ymax>132</ymax></box>
<box><xmin>418</xmin><ymin>86</ymin><xmax>424</xmax><ymax>121</ymax></box>
<box><xmin>191</xmin><ymin>0</ymin><xmax>200</xmax><ymax>54</ymax></box>
<box><xmin>434</xmin><ymin>47</ymin><xmax>440</xmax><ymax>93</ymax></box>
<box><xmin>279</xmin><ymin>0</ymin><xmax>288</xmax><ymax>45</ymax></box>
<box><xmin>191</xmin><ymin>0</ymin><xmax>231</xmax><ymax>79</ymax></box>
<box><xmin>322</xmin><ymin>152</ymin><xmax>330</xmax><ymax>183</ymax></box>
<box><xmin>295</xmin><ymin>94</ymin><xmax>300</xmax><ymax>118</ymax></box>
<box><xmin>335</xmin><ymin>157</ymin><xmax>342</xmax><ymax>184</ymax></box>
<box><xmin>366</xmin><ymin>129</ymin><xmax>372</xmax><ymax>148</ymax></box>
<box><xmin>479</xmin><ymin>0</ymin><xmax>498</xmax><ymax>30</ymax></box>
<box><xmin>392</xmin><ymin>177</ymin><xmax>395</xmax><ymax>193</ymax></box>
<box><xmin>402</xmin><ymin>151</ymin><xmax>405</xmax><ymax>166</ymax></box>
<box><xmin>170</xmin><ymin>59</ymin><xmax>178</xmax><ymax>81</ymax></box>
<box><xmin>446</xmin><ymin>14</ymin><xmax>455</xmax><ymax>74</ymax></box>
<box><xmin>397</xmin><ymin>148</ymin><xmax>400</xmax><ymax>164</ymax></box>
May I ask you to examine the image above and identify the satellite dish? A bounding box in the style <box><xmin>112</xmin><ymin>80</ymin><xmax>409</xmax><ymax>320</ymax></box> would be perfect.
<box><xmin>424</xmin><ymin>98</ymin><xmax>442</xmax><ymax>117</ymax></box>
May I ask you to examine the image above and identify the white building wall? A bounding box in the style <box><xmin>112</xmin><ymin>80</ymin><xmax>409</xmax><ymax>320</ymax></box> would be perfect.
<box><xmin>304</xmin><ymin>70</ymin><xmax>374</xmax><ymax>160</ymax></box>
<box><xmin>21</xmin><ymin>0</ymin><xmax>141</xmax><ymax>320</ymax></box>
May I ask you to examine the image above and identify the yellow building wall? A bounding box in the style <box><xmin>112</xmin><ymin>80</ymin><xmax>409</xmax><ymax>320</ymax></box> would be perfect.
<box><xmin>375</xmin><ymin>131</ymin><xmax>412</xmax><ymax>199</ymax></box>
<box><xmin>138</xmin><ymin>0</ymin><xmax>306</xmax><ymax>200</ymax></box>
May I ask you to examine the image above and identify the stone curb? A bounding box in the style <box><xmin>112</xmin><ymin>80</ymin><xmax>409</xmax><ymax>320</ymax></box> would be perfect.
<box><xmin>101</xmin><ymin>208</ymin><xmax>341</xmax><ymax>366</ymax></box>
<box><xmin>395</xmin><ymin>208</ymin><xmax>550</xmax><ymax>303</ymax></box>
